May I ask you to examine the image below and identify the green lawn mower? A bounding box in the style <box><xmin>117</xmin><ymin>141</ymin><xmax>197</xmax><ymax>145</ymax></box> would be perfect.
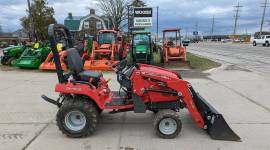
<box><xmin>131</xmin><ymin>31</ymin><xmax>153</xmax><ymax>64</ymax></box>
<box><xmin>15</xmin><ymin>43</ymin><xmax>51</xmax><ymax>68</ymax></box>
<box><xmin>1</xmin><ymin>45</ymin><xmax>26</xmax><ymax>66</ymax></box>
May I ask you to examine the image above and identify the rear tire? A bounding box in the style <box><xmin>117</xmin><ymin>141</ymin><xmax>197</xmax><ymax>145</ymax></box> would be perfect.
<box><xmin>7</xmin><ymin>57</ymin><xmax>16</xmax><ymax>66</ymax></box>
<box><xmin>56</xmin><ymin>97</ymin><xmax>98</xmax><ymax>138</ymax></box>
<box><xmin>266</xmin><ymin>41</ymin><xmax>269</xmax><ymax>47</ymax></box>
<box><xmin>253</xmin><ymin>41</ymin><xmax>256</xmax><ymax>46</ymax></box>
<box><xmin>153</xmin><ymin>109</ymin><xmax>182</xmax><ymax>139</ymax></box>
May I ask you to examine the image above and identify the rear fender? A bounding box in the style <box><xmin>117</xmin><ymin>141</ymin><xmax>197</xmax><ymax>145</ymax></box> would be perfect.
<box><xmin>55</xmin><ymin>83</ymin><xmax>106</xmax><ymax>109</ymax></box>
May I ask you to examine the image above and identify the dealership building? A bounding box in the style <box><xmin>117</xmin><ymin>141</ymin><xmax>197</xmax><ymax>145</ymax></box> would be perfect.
<box><xmin>64</xmin><ymin>9</ymin><xmax>111</xmax><ymax>39</ymax></box>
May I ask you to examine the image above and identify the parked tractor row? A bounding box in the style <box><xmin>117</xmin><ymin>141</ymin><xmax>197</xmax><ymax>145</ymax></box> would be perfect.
<box><xmin>1</xmin><ymin>27</ymin><xmax>187</xmax><ymax>71</ymax></box>
<box><xmin>1</xmin><ymin>43</ymin><xmax>51</xmax><ymax>68</ymax></box>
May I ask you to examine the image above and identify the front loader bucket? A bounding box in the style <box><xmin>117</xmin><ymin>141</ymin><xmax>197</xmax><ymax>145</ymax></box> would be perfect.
<box><xmin>84</xmin><ymin>60</ymin><xmax>119</xmax><ymax>71</ymax></box>
<box><xmin>189</xmin><ymin>86</ymin><xmax>241</xmax><ymax>141</ymax></box>
<box><xmin>39</xmin><ymin>62</ymin><xmax>67</xmax><ymax>71</ymax></box>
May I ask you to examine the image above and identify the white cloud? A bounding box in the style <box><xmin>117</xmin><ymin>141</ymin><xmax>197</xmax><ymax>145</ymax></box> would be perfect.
<box><xmin>0</xmin><ymin>0</ymin><xmax>269</xmax><ymax>35</ymax></box>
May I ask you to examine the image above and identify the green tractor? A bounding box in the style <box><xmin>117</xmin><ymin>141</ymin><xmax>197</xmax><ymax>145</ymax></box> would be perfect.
<box><xmin>1</xmin><ymin>45</ymin><xmax>26</xmax><ymax>66</ymax></box>
<box><xmin>0</xmin><ymin>41</ymin><xmax>8</xmax><ymax>48</ymax></box>
<box><xmin>15</xmin><ymin>43</ymin><xmax>51</xmax><ymax>68</ymax></box>
<box><xmin>131</xmin><ymin>31</ymin><xmax>153</xmax><ymax>64</ymax></box>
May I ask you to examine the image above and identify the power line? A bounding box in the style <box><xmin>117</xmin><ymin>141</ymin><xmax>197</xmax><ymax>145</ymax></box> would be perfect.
<box><xmin>233</xmin><ymin>2</ymin><xmax>243</xmax><ymax>35</ymax></box>
<box><xmin>260</xmin><ymin>0</ymin><xmax>269</xmax><ymax>35</ymax></box>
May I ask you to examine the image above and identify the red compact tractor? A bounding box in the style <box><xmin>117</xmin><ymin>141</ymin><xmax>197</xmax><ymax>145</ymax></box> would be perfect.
<box><xmin>161</xmin><ymin>28</ymin><xmax>187</xmax><ymax>63</ymax></box>
<box><xmin>83</xmin><ymin>30</ymin><xmax>128</xmax><ymax>71</ymax></box>
<box><xmin>42</xmin><ymin>24</ymin><xmax>240</xmax><ymax>141</ymax></box>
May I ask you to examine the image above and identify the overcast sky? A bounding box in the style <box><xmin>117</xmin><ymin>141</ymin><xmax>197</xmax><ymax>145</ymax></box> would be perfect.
<box><xmin>0</xmin><ymin>0</ymin><xmax>269</xmax><ymax>35</ymax></box>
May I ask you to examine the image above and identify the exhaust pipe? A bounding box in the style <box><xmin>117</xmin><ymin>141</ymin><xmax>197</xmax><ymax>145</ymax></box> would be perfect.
<box><xmin>189</xmin><ymin>87</ymin><xmax>241</xmax><ymax>141</ymax></box>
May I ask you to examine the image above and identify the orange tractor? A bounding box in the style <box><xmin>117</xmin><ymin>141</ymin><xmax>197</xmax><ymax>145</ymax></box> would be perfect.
<box><xmin>40</xmin><ymin>37</ymin><xmax>90</xmax><ymax>71</ymax></box>
<box><xmin>84</xmin><ymin>30</ymin><xmax>128</xmax><ymax>71</ymax></box>
<box><xmin>39</xmin><ymin>44</ymin><xmax>68</xmax><ymax>71</ymax></box>
<box><xmin>161</xmin><ymin>28</ymin><xmax>187</xmax><ymax>63</ymax></box>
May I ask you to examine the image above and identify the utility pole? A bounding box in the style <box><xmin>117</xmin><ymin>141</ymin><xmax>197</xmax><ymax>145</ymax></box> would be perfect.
<box><xmin>211</xmin><ymin>15</ymin><xmax>215</xmax><ymax>39</ymax></box>
<box><xmin>195</xmin><ymin>21</ymin><xmax>198</xmax><ymax>32</ymax></box>
<box><xmin>27</xmin><ymin>0</ymin><xmax>34</xmax><ymax>41</ymax></box>
<box><xmin>185</xmin><ymin>27</ymin><xmax>188</xmax><ymax>38</ymax></box>
<box><xmin>127</xmin><ymin>5</ymin><xmax>130</xmax><ymax>35</ymax></box>
<box><xmin>0</xmin><ymin>20</ymin><xmax>2</xmax><ymax>35</ymax></box>
<box><xmin>260</xmin><ymin>0</ymin><xmax>269</xmax><ymax>36</ymax></box>
<box><xmin>233</xmin><ymin>2</ymin><xmax>243</xmax><ymax>36</ymax></box>
<box><xmin>156</xmin><ymin>6</ymin><xmax>159</xmax><ymax>42</ymax></box>
<box><xmin>195</xmin><ymin>21</ymin><xmax>198</xmax><ymax>41</ymax></box>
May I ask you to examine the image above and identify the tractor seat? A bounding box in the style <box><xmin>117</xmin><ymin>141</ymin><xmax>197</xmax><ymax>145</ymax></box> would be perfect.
<box><xmin>67</xmin><ymin>48</ymin><xmax>103</xmax><ymax>82</ymax></box>
<box><xmin>78</xmin><ymin>71</ymin><xmax>102</xmax><ymax>81</ymax></box>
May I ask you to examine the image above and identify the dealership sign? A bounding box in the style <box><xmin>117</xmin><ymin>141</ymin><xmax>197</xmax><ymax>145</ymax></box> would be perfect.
<box><xmin>134</xmin><ymin>17</ymin><xmax>152</xmax><ymax>27</ymax></box>
<box><xmin>134</xmin><ymin>7</ymin><xmax>153</xmax><ymax>27</ymax></box>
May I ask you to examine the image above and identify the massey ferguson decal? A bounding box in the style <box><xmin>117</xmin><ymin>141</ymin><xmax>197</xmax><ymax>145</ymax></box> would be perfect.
<box><xmin>140</xmin><ymin>72</ymin><xmax>170</xmax><ymax>80</ymax></box>
<box><xmin>65</xmin><ymin>87</ymin><xmax>83</xmax><ymax>91</ymax></box>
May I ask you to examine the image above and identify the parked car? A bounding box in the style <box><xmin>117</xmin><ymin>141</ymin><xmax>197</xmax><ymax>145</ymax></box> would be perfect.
<box><xmin>221</xmin><ymin>39</ymin><xmax>232</xmax><ymax>43</ymax></box>
<box><xmin>182</xmin><ymin>39</ymin><xmax>190</xmax><ymax>46</ymax></box>
<box><xmin>253</xmin><ymin>35</ymin><xmax>270</xmax><ymax>47</ymax></box>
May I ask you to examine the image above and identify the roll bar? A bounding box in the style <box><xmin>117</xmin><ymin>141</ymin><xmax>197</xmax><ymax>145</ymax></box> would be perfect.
<box><xmin>48</xmin><ymin>24</ymin><xmax>73</xmax><ymax>83</ymax></box>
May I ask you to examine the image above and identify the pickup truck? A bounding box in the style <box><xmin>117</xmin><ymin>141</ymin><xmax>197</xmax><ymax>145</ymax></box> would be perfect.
<box><xmin>253</xmin><ymin>35</ymin><xmax>270</xmax><ymax>47</ymax></box>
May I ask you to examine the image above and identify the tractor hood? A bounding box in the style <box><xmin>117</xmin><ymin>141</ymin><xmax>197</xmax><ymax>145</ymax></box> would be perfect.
<box><xmin>2</xmin><ymin>46</ymin><xmax>22</xmax><ymax>53</ymax></box>
<box><xmin>139</xmin><ymin>64</ymin><xmax>180</xmax><ymax>80</ymax></box>
<box><xmin>135</xmin><ymin>45</ymin><xmax>147</xmax><ymax>53</ymax></box>
<box><xmin>100</xmin><ymin>44</ymin><xmax>111</xmax><ymax>49</ymax></box>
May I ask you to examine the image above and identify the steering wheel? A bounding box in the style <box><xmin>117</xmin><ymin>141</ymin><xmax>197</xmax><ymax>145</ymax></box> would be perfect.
<box><xmin>167</xmin><ymin>41</ymin><xmax>174</xmax><ymax>46</ymax></box>
<box><xmin>112</xmin><ymin>59</ymin><xmax>127</xmax><ymax>72</ymax></box>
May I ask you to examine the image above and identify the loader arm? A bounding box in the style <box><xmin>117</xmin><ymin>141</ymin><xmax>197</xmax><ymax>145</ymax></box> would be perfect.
<box><xmin>132</xmin><ymin>69</ymin><xmax>240</xmax><ymax>141</ymax></box>
<box><xmin>132</xmin><ymin>71</ymin><xmax>204</xmax><ymax>128</ymax></box>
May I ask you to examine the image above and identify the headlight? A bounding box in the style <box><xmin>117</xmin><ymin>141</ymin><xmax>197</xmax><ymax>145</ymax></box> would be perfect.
<box><xmin>3</xmin><ymin>50</ymin><xmax>8</xmax><ymax>55</ymax></box>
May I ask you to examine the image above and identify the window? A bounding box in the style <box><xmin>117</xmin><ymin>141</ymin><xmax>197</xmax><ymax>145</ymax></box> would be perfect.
<box><xmin>133</xmin><ymin>34</ymin><xmax>149</xmax><ymax>46</ymax></box>
<box><xmin>98</xmin><ymin>32</ymin><xmax>116</xmax><ymax>44</ymax></box>
<box><xmin>84</xmin><ymin>21</ymin><xmax>89</xmax><ymax>29</ymax></box>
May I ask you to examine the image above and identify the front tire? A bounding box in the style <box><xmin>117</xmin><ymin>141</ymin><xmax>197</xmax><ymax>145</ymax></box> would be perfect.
<box><xmin>1</xmin><ymin>57</ymin><xmax>7</xmax><ymax>65</ymax></box>
<box><xmin>56</xmin><ymin>97</ymin><xmax>98</xmax><ymax>138</ymax></box>
<box><xmin>153</xmin><ymin>109</ymin><xmax>182</xmax><ymax>139</ymax></box>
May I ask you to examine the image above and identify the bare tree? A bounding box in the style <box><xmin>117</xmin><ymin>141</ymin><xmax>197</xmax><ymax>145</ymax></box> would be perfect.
<box><xmin>21</xmin><ymin>0</ymin><xmax>56</xmax><ymax>41</ymax></box>
<box><xmin>97</xmin><ymin>0</ymin><xmax>130</xmax><ymax>30</ymax></box>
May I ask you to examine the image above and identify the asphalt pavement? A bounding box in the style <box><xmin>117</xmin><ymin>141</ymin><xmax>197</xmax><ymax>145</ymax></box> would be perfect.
<box><xmin>188</xmin><ymin>42</ymin><xmax>270</xmax><ymax>75</ymax></box>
